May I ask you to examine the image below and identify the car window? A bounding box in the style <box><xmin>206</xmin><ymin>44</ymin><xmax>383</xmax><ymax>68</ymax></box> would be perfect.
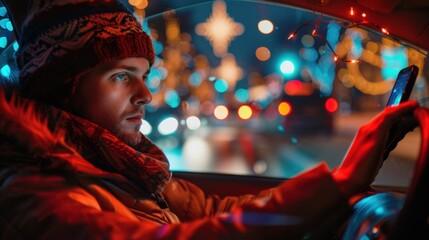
<box><xmin>1</xmin><ymin>0</ymin><xmax>428</xmax><ymax>188</ymax></box>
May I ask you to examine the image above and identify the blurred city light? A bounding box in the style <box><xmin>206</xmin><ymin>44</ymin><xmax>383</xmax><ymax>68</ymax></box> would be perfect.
<box><xmin>280</xmin><ymin>60</ymin><xmax>295</xmax><ymax>75</ymax></box>
<box><xmin>214</xmin><ymin>105</ymin><xmax>229</xmax><ymax>120</ymax></box>
<box><xmin>195</xmin><ymin>0</ymin><xmax>244</xmax><ymax>56</ymax></box>
<box><xmin>139</xmin><ymin>119</ymin><xmax>153</xmax><ymax>135</ymax></box>
<box><xmin>325</xmin><ymin>98</ymin><xmax>338</xmax><ymax>113</ymax></box>
<box><xmin>238</xmin><ymin>105</ymin><xmax>252</xmax><ymax>120</ymax></box>
<box><xmin>158</xmin><ymin>117</ymin><xmax>179</xmax><ymax>135</ymax></box>
<box><xmin>186</xmin><ymin>116</ymin><xmax>202</xmax><ymax>130</ymax></box>
<box><xmin>284</xmin><ymin>80</ymin><xmax>302</xmax><ymax>95</ymax></box>
<box><xmin>216</xmin><ymin>54</ymin><xmax>243</xmax><ymax>89</ymax></box>
<box><xmin>235</xmin><ymin>88</ymin><xmax>249</xmax><ymax>102</ymax></box>
<box><xmin>0</xmin><ymin>36</ymin><xmax>6</xmax><ymax>48</ymax></box>
<box><xmin>200</xmin><ymin>101</ymin><xmax>215</xmax><ymax>116</ymax></box>
<box><xmin>214</xmin><ymin>79</ymin><xmax>229</xmax><ymax>93</ymax></box>
<box><xmin>255</xmin><ymin>46</ymin><xmax>271</xmax><ymax>61</ymax></box>
<box><xmin>183</xmin><ymin>136</ymin><xmax>213</xmax><ymax>171</ymax></box>
<box><xmin>0</xmin><ymin>64</ymin><xmax>10</xmax><ymax>78</ymax></box>
<box><xmin>165</xmin><ymin>89</ymin><xmax>180</xmax><ymax>108</ymax></box>
<box><xmin>278</xmin><ymin>101</ymin><xmax>292</xmax><ymax>116</ymax></box>
<box><xmin>258</xmin><ymin>20</ymin><xmax>274</xmax><ymax>34</ymax></box>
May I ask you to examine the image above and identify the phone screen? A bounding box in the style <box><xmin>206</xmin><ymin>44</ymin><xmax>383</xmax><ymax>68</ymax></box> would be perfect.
<box><xmin>386</xmin><ymin>65</ymin><xmax>419</xmax><ymax>107</ymax></box>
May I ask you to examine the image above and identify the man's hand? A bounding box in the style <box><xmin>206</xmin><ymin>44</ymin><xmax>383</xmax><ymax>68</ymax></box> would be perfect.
<box><xmin>333</xmin><ymin>101</ymin><xmax>419</xmax><ymax>198</ymax></box>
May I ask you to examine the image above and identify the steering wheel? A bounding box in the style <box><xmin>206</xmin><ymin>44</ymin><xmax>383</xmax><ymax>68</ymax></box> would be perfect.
<box><xmin>342</xmin><ymin>107</ymin><xmax>429</xmax><ymax>239</ymax></box>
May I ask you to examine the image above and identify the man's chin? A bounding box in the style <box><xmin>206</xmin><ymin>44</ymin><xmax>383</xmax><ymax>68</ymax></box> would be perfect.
<box><xmin>115</xmin><ymin>131</ymin><xmax>142</xmax><ymax>147</ymax></box>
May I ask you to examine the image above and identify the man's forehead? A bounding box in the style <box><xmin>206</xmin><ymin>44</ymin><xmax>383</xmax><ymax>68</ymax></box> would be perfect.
<box><xmin>95</xmin><ymin>57</ymin><xmax>151</xmax><ymax>73</ymax></box>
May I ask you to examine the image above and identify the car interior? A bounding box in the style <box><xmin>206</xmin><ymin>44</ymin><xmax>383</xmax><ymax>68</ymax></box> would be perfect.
<box><xmin>1</xmin><ymin>0</ymin><xmax>428</xmax><ymax>238</ymax></box>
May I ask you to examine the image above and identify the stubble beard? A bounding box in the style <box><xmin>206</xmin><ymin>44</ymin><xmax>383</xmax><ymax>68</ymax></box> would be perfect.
<box><xmin>113</xmin><ymin>126</ymin><xmax>143</xmax><ymax>147</ymax></box>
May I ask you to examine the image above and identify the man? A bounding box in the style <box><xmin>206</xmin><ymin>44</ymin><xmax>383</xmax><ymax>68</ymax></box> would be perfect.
<box><xmin>0</xmin><ymin>0</ymin><xmax>421</xmax><ymax>239</ymax></box>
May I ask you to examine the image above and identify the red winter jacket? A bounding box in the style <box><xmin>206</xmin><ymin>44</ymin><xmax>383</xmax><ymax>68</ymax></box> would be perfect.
<box><xmin>0</xmin><ymin>92</ymin><xmax>351</xmax><ymax>239</ymax></box>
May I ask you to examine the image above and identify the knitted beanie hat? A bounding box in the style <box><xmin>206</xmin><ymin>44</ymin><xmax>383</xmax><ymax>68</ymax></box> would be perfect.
<box><xmin>16</xmin><ymin>0</ymin><xmax>154</xmax><ymax>99</ymax></box>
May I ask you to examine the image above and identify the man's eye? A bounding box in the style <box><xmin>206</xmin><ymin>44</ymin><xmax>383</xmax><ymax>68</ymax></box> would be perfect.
<box><xmin>113</xmin><ymin>73</ymin><xmax>128</xmax><ymax>81</ymax></box>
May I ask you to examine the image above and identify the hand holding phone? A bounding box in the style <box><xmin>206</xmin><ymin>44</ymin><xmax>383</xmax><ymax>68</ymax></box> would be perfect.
<box><xmin>386</xmin><ymin>65</ymin><xmax>419</xmax><ymax>107</ymax></box>
<box><xmin>383</xmin><ymin>65</ymin><xmax>419</xmax><ymax>160</ymax></box>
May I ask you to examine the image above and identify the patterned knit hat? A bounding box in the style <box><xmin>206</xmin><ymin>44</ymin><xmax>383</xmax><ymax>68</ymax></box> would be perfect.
<box><xmin>16</xmin><ymin>0</ymin><xmax>154</xmax><ymax>99</ymax></box>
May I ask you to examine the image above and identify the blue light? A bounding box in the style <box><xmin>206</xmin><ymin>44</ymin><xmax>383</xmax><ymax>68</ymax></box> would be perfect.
<box><xmin>0</xmin><ymin>37</ymin><xmax>6</xmax><ymax>48</ymax></box>
<box><xmin>13</xmin><ymin>41</ymin><xmax>19</xmax><ymax>51</ymax></box>
<box><xmin>6</xmin><ymin>20</ymin><xmax>12</xmax><ymax>31</ymax></box>
<box><xmin>214</xmin><ymin>79</ymin><xmax>229</xmax><ymax>93</ymax></box>
<box><xmin>0</xmin><ymin>7</ymin><xmax>6</xmax><ymax>17</ymax></box>
<box><xmin>301</xmin><ymin>48</ymin><xmax>318</xmax><ymax>62</ymax></box>
<box><xmin>153</xmin><ymin>40</ymin><xmax>163</xmax><ymax>55</ymax></box>
<box><xmin>165</xmin><ymin>89</ymin><xmax>180</xmax><ymax>108</ymax></box>
<box><xmin>147</xmin><ymin>69</ymin><xmax>162</xmax><ymax>92</ymax></box>
<box><xmin>351</xmin><ymin>31</ymin><xmax>363</xmax><ymax>58</ymax></box>
<box><xmin>235</xmin><ymin>88</ymin><xmax>249</xmax><ymax>102</ymax></box>
<box><xmin>0</xmin><ymin>18</ymin><xmax>8</xmax><ymax>29</ymax></box>
<box><xmin>291</xmin><ymin>137</ymin><xmax>298</xmax><ymax>144</ymax></box>
<box><xmin>141</xmin><ymin>19</ymin><xmax>151</xmax><ymax>35</ymax></box>
<box><xmin>189</xmin><ymin>71</ymin><xmax>202</xmax><ymax>86</ymax></box>
<box><xmin>381</xmin><ymin>47</ymin><xmax>407</xmax><ymax>80</ymax></box>
<box><xmin>208</xmin><ymin>76</ymin><xmax>216</xmax><ymax>81</ymax></box>
<box><xmin>1</xmin><ymin>64</ymin><xmax>11</xmax><ymax>78</ymax></box>
<box><xmin>280</xmin><ymin>60</ymin><xmax>295</xmax><ymax>75</ymax></box>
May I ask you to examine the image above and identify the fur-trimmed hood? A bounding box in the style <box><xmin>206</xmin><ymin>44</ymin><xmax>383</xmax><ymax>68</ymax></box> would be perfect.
<box><xmin>0</xmin><ymin>89</ymin><xmax>118</xmax><ymax>178</ymax></box>
<box><xmin>0</xmin><ymin>88</ymin><xmax>172</xmax><ymax>198</ymax></box>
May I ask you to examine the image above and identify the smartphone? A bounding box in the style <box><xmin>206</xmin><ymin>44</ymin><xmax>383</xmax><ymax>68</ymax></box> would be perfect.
<box><xmin>386</xmin><ymin>65</ymin><xmax>419</xmax><ymax>107</ymax></box>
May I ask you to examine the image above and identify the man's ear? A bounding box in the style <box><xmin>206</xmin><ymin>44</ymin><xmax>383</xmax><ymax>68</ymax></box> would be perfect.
<box><xmin>1</xmin><ymin>0</ymin><xmax>29</xmax><ymax>39</ymax></box>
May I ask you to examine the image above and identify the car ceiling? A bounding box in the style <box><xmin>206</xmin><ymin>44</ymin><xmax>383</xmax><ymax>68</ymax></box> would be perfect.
<box><xmin>2</xmin><ymin>0</ymin><xmax>429</xmax><ymax>53</ymax></box>
<box><xmin>143</xmin><ymin>0</ymin><xmax>429</xmax><ymax>54</ymax></box>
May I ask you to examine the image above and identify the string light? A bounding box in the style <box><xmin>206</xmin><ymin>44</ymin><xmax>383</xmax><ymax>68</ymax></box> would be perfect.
<box><xmin>288</xmin><ymin>7</ymin><xmax>391</xmax><ymax>63</ymax></box>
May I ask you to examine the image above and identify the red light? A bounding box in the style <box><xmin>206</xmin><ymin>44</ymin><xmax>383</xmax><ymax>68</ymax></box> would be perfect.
<box><xmin>284</xmin><ymin>80</ymin><xmax>302</xmax><ymax>95</ymax></box>
<box><xmin>325</xmin><ymin>98</ymin><xmax>338</xmax><ymax>113</ymax></box>
<box><xmin>350</xmin><ymin>7</ymin><xmax>355</xmax><ymax>16</ymax></box>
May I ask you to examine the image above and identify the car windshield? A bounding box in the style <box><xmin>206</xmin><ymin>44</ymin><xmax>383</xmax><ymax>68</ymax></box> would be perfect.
<box><xmin>0</xmin><ymin>0</ymin><xmax>428</xmax><ymax>188</ymax></box>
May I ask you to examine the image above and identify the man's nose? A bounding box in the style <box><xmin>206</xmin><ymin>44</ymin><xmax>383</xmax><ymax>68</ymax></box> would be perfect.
<box><xmin>131</xmin><ymin>78</ymin><xmax>152</xmax><ymax>105</ymax></box>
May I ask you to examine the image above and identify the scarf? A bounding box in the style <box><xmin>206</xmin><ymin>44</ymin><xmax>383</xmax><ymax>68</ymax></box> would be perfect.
<box><xmin>0</xmin><ymin>90</ymin><xmax>171</xmax><ymax>202</ymax></box>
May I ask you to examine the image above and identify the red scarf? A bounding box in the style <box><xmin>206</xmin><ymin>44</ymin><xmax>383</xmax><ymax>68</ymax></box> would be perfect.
<box><xmin>0</xmin><ymin>91</ymin><xmax>171</xmax><ymax>201</ymax></box>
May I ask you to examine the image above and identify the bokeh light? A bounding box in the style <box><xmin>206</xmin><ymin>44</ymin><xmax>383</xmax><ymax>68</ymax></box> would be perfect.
<box><xmin>278</xmin><ymin>101</ymin><xmax>292</xmax><ymax>116</ymax></box>
<box><xmin>235</xmin><ymin>88</ymin><xmax>249</xmax><ymax>102</ymax></box>
<box><xmin>214</xmin><ymin>105</ymin><xmax>229</xmax><ymax>120</ymax></box>
<box><xmin>280</xmin><ymin>60</ymin><xmax>295</xmax><ymax>75</ymax></box>
<box><xmin>0</xmin><ymin>64</ymin><xmax>10</xmax><ymax>78</ymax></box>
<box><xmin>158</xmin><ymin>117</ymin><xmax>179</xmax><ymax>135</ymax></box>
<box><xmin>255</xmin><ymin>46</ymin><xmax>271</xmax><ymax>61</ymax></box>
<box><xmin>284</xmin><ymin>80</ymin><xmax>302</xmax><ymax>95</ymax></box>
<box><xmin>186</xmin><ymin>116</ymin><xmax>201</xmax><ymax>130</ymax></box>
<box><xmin>258</xmin><ymin>20</ymin><xmax>274</xmax><ymax>34</ymax></box>
<box><xmin>325</xmin><ymin>98</ymin><xmax>338</xmax><ymax>113</ymax></box>
<box><xmin>189</xmin><ymin>71</ymin><xmax>203</xmax><ymax>86</ymax></box>
<box><xmin>301</xmin><ymin>35</ymin><xmax>314</xmax><ymax>48</ymax></box>
<box><xmin>200</xmin><ymin>101</ymin><xmax>215</xmax><ymax>116</ymax></box>
<box><xmin>139</xmin><ymin>119</ymin><xmax>153</xmax><ymax>135</ymax></box>
<box><xmin>214</xmin><ymin>79</ymin><xmax>229</xmax><ymax>93</ymax></box>
<box><xmin>238</xmin><ymin>105</ymin><xmax>252</xmax><ymax>120</ymax></box>
<box><xmin>165</xmin><ymin>89</ymin><xmax>180</xmax><ymax>108</ymax></box>
<box><xmin>0</xmin><ymin>36</ymin><xmax>6</xmax><ymax>48</ymax></box>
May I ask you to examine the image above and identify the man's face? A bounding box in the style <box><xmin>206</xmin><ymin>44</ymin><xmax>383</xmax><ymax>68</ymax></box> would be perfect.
<box><xmin>70</xmin><ymin>57</ymin><xmax>152</xmax><ymax>146</ymax></box>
